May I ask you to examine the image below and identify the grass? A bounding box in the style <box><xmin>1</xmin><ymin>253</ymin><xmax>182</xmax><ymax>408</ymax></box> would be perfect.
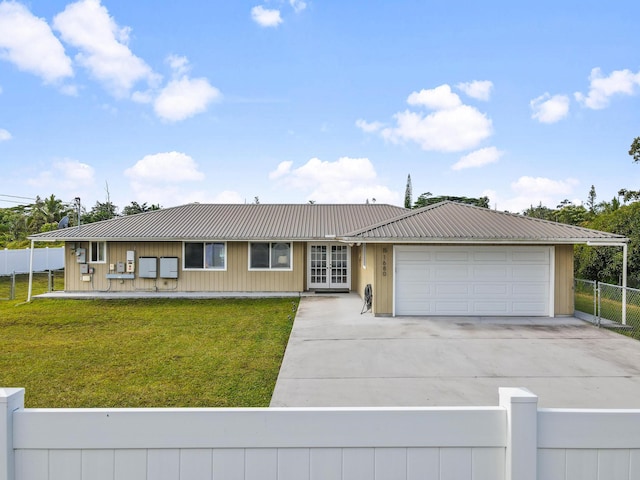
<box><xmin>575</xmin><ymin>292</ymin><xmax>640</xmax><ymax>340</ymax></box>
<box><xmin>0</xmin><ymin>274</ymin><xmax>296</xmax><ymax>408</ymax></box>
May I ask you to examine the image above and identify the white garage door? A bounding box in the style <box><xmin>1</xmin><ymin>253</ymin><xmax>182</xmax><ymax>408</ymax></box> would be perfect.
<box><xmin>395</xmin><ymin>246</ymin><xmax>552</xmax><ymax>316</ymax></box>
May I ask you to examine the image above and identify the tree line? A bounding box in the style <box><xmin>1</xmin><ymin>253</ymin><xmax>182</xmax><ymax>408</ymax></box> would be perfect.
<box><xmin>0</xmin><ymin>196</ymin><xmax>159</xmax><ymax>248</ymax></box>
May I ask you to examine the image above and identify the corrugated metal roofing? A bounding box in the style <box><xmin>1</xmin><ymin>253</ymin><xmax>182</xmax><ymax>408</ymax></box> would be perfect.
<box><xmin>29</xmin><ymin>203</ymin><xmax>408</xmax><ymax>241</ymax></box>
<box><xmin>30</xmin><ymin>201</ymin><xmax>627</xmax><ymax>244</ymax></box>
<box><xmin>342</xmin><ymin>201</ymin><xmax>627</xmax><ymax>243</ymax></box>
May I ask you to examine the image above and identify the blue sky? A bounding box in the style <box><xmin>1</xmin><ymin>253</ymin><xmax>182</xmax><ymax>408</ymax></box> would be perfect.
<box><xmin>1</xmin><ymin>0</ymin><xmax>639</xmax><ymax>212</ymax></box>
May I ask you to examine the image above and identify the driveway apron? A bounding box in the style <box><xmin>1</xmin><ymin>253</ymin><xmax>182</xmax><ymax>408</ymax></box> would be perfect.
<box><xmin>270</xmin><ymin>293</ymin><xmax>640</xmax><ymax>408</ymax></box>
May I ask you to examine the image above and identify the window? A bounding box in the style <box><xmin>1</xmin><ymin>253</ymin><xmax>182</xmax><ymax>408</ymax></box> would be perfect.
<box><xmin>89</xmin><ymin>241</ymin><xmax>106</xmax><ymax>263</ymax></box>
<box><xmin>250</xmin><ymin>242</ymin><xmax>292</xmax><ymax>270</ymax></box>
<box><xmin>184</xmin><ymin>242</ymin><xmax>226</xmax><ymax>270</ymax></box>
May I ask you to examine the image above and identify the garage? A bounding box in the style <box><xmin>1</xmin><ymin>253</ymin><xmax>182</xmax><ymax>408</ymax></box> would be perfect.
<box><xmin>394</xmin><ymin>245</ymin><xmax>552</xmax><ymax>316</ymax></box>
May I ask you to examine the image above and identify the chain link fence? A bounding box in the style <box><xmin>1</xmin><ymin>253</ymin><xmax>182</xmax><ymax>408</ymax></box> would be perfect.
<box><xmin>574</xmin><ymin>279</ymin><xmax>640</xmax><ymax>339</ymax></box>
<box><xmin>0</xmin><ymin>270</ymin><xmax>64</xmax><ymax>301</ymax></box>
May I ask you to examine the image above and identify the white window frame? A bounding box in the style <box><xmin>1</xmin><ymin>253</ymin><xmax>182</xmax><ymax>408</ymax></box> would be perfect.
<box><xmin>182</xmin><ymin>241</ymin><xmax>227</xmax><ymax>271</ymax></box>
<box><xmin>89</xmin><ymin>241</ymin><xmax>106</xmax><ymax>264</ymax></box>
<box><xmin>361</xmin><ymin>243</ymin><xmax>367</xmax><ymax>269</ymax></box>
<box><xmin>248</xmin><ymin>242</ymin><xmax>293</xmax><ymax>271</ymax></box>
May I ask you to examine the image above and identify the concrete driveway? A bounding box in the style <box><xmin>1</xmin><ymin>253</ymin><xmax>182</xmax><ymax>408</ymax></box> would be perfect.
<box><xmin>270</xmin><ymin>293</ymin><xmax>640</xmax><ymax>408</ymax></box>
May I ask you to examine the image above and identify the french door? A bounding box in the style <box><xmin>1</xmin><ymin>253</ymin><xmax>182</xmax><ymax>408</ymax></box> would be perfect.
<box><xmin>307</xmin><ymin>243</ymin><xmax>351</xmax><ymax>290</ymax></box>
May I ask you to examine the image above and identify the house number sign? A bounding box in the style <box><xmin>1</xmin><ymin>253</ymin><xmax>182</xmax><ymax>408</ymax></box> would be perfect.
<box><xmin>382</xmin><ymin>247</ymin><xmax>388</xmax><ymax>276</ymax></box>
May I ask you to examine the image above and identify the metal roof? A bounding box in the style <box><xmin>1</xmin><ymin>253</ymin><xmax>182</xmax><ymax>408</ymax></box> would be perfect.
<box><xmin>341</xmin><ymin>201</ymin><xmax>628</xmax><ymax>244</ymax></box>
<box><xmin>30</xmin><ymin>201</ymin><xmax>627</xmax><ymax>244</ymax></box>
<box><xmin>29</xmin><ymin>203</ymin><xmax>408</xmax><ymax>241</ymax></box>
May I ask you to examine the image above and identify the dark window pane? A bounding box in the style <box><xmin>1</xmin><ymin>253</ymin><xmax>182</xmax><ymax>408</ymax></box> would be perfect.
<box><xmin>251</xmin><ymin>243</ymin><xmax>270</xmax><ymax>268</ymax></box>
<box><xmin>185</xmin><ymin>243</ymin><xmax>204</xmax><ymax>269</ymax></box>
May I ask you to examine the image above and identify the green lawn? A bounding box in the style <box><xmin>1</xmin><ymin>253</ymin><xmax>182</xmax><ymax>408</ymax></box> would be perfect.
<box><xmin>0</xmin><ymin>274</ymin><xmax>296</xmax><ymax>408</ymax></box>
<box><xmin>575</xmin><ymin>291</ymin><xmax>640</xmax><ymax>340</ymax></box>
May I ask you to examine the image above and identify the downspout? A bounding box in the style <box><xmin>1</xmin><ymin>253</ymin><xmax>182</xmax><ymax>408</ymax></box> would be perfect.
<box><xmin>587</xmin><ymin>241</ymin><xmax>628</xmax><ymax>325</ymax></box>
<box><xmin>27</xmin><ymin>239</ymin><xmax>35</xmax><ymax>302</ymax></box>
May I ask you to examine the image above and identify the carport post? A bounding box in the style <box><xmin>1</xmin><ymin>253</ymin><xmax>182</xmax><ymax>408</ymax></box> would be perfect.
<box><xmin>499</xmin><ymin>387</ymin><xmax>538</xmax><ymax>480</ymax></box>
<box><xmin>27</xmin><ymin>239</ymin><xmax>35</xmax><ymax>303</ymax></box>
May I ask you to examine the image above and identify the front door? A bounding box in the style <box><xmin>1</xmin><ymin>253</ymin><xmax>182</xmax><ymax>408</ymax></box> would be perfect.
<box><xmin>308</xmin><ymin>243</ymin><xmax>351</xmax><ymax>290</ymax></box>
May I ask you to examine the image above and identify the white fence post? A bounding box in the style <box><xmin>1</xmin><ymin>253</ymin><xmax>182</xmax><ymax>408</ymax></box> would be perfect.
<box><xmin>0</xmin><ymin>389</ymin><xmax>24</xmax><ymax>480</ymax></box>
<box><xmin>499</xmin><ymin>387</ymin><xmax>538</xmax><ymax>480</ymax></box>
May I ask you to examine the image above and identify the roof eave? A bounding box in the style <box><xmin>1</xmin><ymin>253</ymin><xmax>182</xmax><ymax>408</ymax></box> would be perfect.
<box><xmin>338</xmin><ymin>237</ymin><xmax>629</xmax><ymax>244</ymax></box>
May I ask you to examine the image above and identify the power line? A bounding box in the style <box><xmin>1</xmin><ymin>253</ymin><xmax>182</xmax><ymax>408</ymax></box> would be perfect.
<box><xmin>0</xmin><ymin>194</ymin><xmax>36</xmax><ymax>201</ymax></box>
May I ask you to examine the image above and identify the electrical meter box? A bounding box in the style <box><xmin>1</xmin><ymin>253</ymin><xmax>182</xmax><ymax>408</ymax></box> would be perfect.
<box><xmin>80</xmin><ymin>263</ymin><xmax>89</xmax><ymax>274</ymax></box>
<box><xmin>139</xmin><ymin>257</ymin><xmax>158</xmax><ymax>279</ymax></box>
<box><xmin>160</xmin><ymin>257</ymin><xmax>179</xmax><ymax>279</ymax></box>
<box><xmin>116</xmin><ymin>262</ymin><xmax>125</xmax><ymax>273</ymax></box>
<box><xmin>126</xmin><ymin>250</ymin><xmax>135</xmax><ymax>273</ymax></box>
<box><xmin>76</xmin><ymin>248</ymin><xmax>86</xmax><ymax>263</ymax></box>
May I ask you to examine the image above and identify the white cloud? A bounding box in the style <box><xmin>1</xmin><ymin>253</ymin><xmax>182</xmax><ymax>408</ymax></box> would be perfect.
<box><xmin>456</xmin><ymin>80</ymin><xmax>493</xmax><ymax>101</ymax></box>
<box><xmin>124</xmin><ymin>152</ymin><xmax>212</xmax><ymax>207</ymax></box>
<box><xmin>490</xmin><ymin>176</ymin><xmax>580</xmax><ymax>212</ymax></box>
<box><xmin>166</xmin><ymin>54</ymin><xmax>190</xmax><ymax>76</ymax></box>
<box><xmin>53</xmin><ymin>0</ymin><xmax>157</xmax><ymax>98</ymax></box>
<box><xmin>355</xmin><ymin>118</ymin><xmax>384</xmax><ymax>133</ymax></box>
<box><xmin>125</xmin><ymin>152</ymin><xmax>205</xmax><ymax>182</ymax></box>
<box><xmin>289</xmin><ymin>0</ymin><xmax>307</xmax><ymax>13</ymax></box>
<box><xmin>251</xmin><ymin>6</ymin><xmax>283</xmax><ymax>27</ymax></box>
<box><xmin>451</xmin><ymin>146</ymin><xmax>503</xmax><ymax>171</ymax></box>
<box><xmin>269</xmin><ymin>160</ymin><xmax>293</xmax><ymax>180</ymax></box>
<box><xmin>0</xmin><ymin>1</ymin><xmax>73</xmax><ymax>83</ymax></box>
<box><xmin>381</xmin><ymin>106</ymin><xmax>493</xmax><ymax>152</ymax></box>
<box><xmin>575</xmin><ymin>67</ymin><xmax>640</xmax><ymax>110</ymax></box>
<box><xmin>530</xmin><ymin>93</ymin><xmax>570</xmax><ymax>123</ymax></box>
<box><xmin>0</xmin><ymin>128</ymin><xmax>11</xmax><ymax>141</ymax></box>
<box><xmin>212</xmin><ymin>190</ymin><xmax>244</xmax><ymax>203</ymax></box>
<box><xmin>364</xmin><ymin>84</ymin><xmax>493</xmax><ymax>153</ymax></box>
<box><xmin>512</xmin><ymin>176</ymin><xmax>579</xmax><ymax>196</ymax></box>
<box><xmin>27</xmin><ymin>159</ymin><xmax>95</xmax><ymax>193</ymax></box>
<box><xmin>154</xmin><ymin>76</ymin><xmax>221</xmax><ymax>122</ymax></box>
<box><xmin>407</xmin><ymin>85</ymin><xmax>462</xmax><ymax>110</ymax></box>
<box><xmin>269</xmin><ymin>156</ymin><xmax>401</xmax><ymax>204</ymax></box>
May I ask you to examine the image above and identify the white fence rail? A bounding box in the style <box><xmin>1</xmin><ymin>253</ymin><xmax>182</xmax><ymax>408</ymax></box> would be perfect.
<box><xmin>0</xmin><ymin>248</ymin><xmax>64</xmax><ymax>275</ymax></box>
<box><xmin>2</xmin><ymin>387</ymin><xmax>640</xmax><ymax>480</ymax></box>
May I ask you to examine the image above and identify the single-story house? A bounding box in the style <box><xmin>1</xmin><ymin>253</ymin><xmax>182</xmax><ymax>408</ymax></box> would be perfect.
<box><xmin>29</xmin><ymin>201</ymin><xmax>628</xmax><ymax>317</ymax></box>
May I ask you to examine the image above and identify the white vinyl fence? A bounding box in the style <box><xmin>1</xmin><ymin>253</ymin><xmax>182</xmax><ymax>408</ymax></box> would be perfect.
<box><xmin>2</xmin><ymin>387</ymin><xmax>640</xmax><ymax>480</ymax></box>
<box><xmin>0</xmin><ymin>247</ymin><xmax>64</xmax><ymax>275</ymax></box>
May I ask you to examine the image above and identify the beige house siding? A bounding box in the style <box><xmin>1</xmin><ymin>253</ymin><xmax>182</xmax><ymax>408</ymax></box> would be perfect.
<box><xmin>373</xmin><ymin>244</ymin><xmax>394</xmax><ymax>316</ymax></box>
<box><xmin>64</xmin><ymin>241</ymin><xmax>305</xmax><ymax>293</ymax></box>
<box><xmin>352</xmin><ymin>244</ymin><xmax>392</xmax><ymax>316</ymax></box>
<box><xmin>554</xmin><ymin>244</ymin><xmax>575</xmax><ymax>315</ymax></box>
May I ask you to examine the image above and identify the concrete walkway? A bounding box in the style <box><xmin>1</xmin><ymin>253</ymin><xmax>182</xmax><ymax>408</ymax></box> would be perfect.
<box><xmin>270</xmin><ymin>293</ymin><xmax>640</xmax><ymax>408</ymax></box>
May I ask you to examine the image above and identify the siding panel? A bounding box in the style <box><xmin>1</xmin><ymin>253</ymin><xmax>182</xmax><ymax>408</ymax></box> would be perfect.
<box><xmin>147</xmin><ymin>449</ymin><xmax>179</xmax><ymax>480</ymax></box>
<box><xmin>213</xmin><ymin>449</ymin><xmax>244</xmax><ymax>480</ymax></box>
<box><xmin>310</xmin><ymin>448</ymin><xmax>342</xmax><ymax>480</ymax></box>
<box><xmin>115</xmin><ymin>450</ymin><xmax>147</xmax><ymax>480</ymax></box>
<box><xmin>82</xmin><ymin>450</ymin><xmax>115</xmax><ymax>480</ymax></box>
<box><xmin>64</xmin><ymin>241</ymin><xmax>305</xmax><ymax>293</ymax></box>
<box><xmin>245</xmin><ymin>448</ymin><xmax>277</xmax><ymax>480</ymax></box>
<box><xmin>407</xmin><ymin>448</ymin><xmax>439</xmax><ymax>480</ymax></box>
<box><xmin>375</xmin><ymin>448</ymin><xmax>407</xmax><ymax>480</ymax></box>
<box><xmin>50</xmin><ymin>450</ymin><xmax>81</xmax><ymax>480</ymax></box>
<box><xmin>554</xmin><ymin>244</ymin><xmax>574</xmax><ymax>315</ymax></box>
<box><xmin>180</xmin><ymin>449</ymin><xmax>212</xmax><ymax>480</ymax></box>
<box><xmin>278</xmin><ymin>448</ymin><xmax>310</xmax><ymax>480</ymax></box>
<box><xmin>343</xmin><ymin>448</ymin><xmax>374</xmax><ymax>479</ymax></box>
